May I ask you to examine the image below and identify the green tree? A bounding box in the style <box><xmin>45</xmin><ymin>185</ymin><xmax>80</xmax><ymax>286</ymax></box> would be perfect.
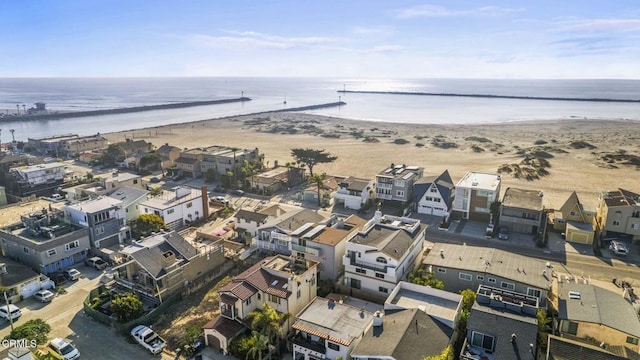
<box><xmin>537</xmin><ymin>309</ymin><xmax>551</xmax><ymax>333</ymax></box>
<box><xmin>102</xmin><ymin>144</ymin><xmax>126</xmax><ymax>165</ymax></box>
<box><xmin>4</xmin><ymin>319</ymin><xmax>51</xmax><ymax>345</ymax></box>
<box><xmin>139</xmin><ymin>151</ymin><xmax>162</xmax><ymax>170</ymax></box>
<box><xmin>110</xmin><ymin>293</ymin><xmax>144</xmax><ymax>322</ymax></box>
<box><xmin>205</xmin><ymin>168</ymin><xmax>217</xmax><ymax>183</ymax></box>
<box><xmin>148</xmin><ymin>187</ymin><xmax>163</xmax><ymax>197</ymax></box>
<box><xmin>247</xmin><ymin>303</ymin><xmax>291</xmax><ymax>355</ymax></box>
<box><xmin>290</xmin><ymin>148</ymin><xmax>337</xmax><ymax>176</ymax></box>
<box><xmin>460</xmin><ymin>289</ymin><xmax>477</xmax><ymax>311</ymax></box>
<box><xmin>245</xmin><ymin>331</ymin><xmax>268</xmax><ymax>360</ymax></box>
<box><xmin>424</xmin><ymin>345</ymin><xmax>454</xmax><ymax>360</ymax></box>
<box><xmin>130</xmin><ymin>214</ymin><xmax>167</xmax><ymax>238</ymax></box>
<box><xmin>407</xmin><ymin>269</ymin><xmax>445</xmax><ymax>289</ymax></box>
<box><xmin>308</xmin><ymin>173</ymin><xmax>327</xmax><ymax>207</ymax></box>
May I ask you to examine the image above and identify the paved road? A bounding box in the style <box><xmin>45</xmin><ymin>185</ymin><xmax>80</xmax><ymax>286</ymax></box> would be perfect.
<box><xmin>0</xmin><ymin>265</ymin><xmax>174</xmax><ymax>359</ymax></box>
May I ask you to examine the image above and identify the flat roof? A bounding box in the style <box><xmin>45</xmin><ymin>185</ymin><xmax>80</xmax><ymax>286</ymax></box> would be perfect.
<box><xmin>15</xmin><ymin>162</ymin><xmax>65</xmax><ymax>173</ymax></box>
<box><xmin>140</xmin><ymin>188</ymin><xmax>202</xmax><ymax>210</ymax></box>
<box><xmin>502</xmin><ymin>187</ymin><xmax>544</xmax><ymax>210</ymax></box>
<box><xmin>66</xmin><ymin>196</ymin><xmax>122</xmax><ymax>213</ymax></box>
<box><xmin>456</xmin><ymin>171</ymin><xmax>501</xmax><ymax>191</ymax></box>
<box><xmin>0</xmin><ymin>200</ymin><xmax>64</xmax><ymax>228</ymax></box>
<box><xmin>388</xmin><ymin>287</ymin><xmax>460</xmax><ymax>323</ymax></box>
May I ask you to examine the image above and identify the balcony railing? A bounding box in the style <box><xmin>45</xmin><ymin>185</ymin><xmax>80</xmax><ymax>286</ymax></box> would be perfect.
<box><xmin>376</xmin><ymin>193</ymin><xmax>393</xmax><ymax>200</ymax></box>
<box><xmin>221</xmin><ymin>308</ymin><xmax>235</xmax><ymax>319</ymax></box>
<box><xmin>376</xmin><ymin>183</ymin><xmax>393</xmax><ymax>189</ymax></box>
<box><xmin>291</xmin><ymin>333</ymin><xmax>326</xmax><ymax>354</ymax></box>
<box><xmin>291</xmin><ymin>243</ymin><xmax>320</xmax><ymax>256</ymax></box>
<box><xmin>345</xmin><ymin>255</ymin><xmax>388</xmax><ymax>273</ymax></box>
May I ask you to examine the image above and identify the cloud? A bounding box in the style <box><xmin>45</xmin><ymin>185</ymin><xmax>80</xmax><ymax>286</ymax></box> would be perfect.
<box><xmin>395</xmin><ymin>4</ymin><xmax>523</xmax><ymax>18</ymax></box>
<box><xmin>350</xmin><ymin>25</ymin><xmax>395</xmax><ymax>36</ymax></box>
<box><xmin>550</xmin><ymin>36</ymin><xmax>626</xmax><ymax>56</ymax></box>
<box><xmin>556</xmin><ymin>19</ymin><xmax>640</xmax><ymax>32</ymax></box>
<box><xmin>182</xmin><ymin>31</ymin><xmax>339</xmax><ymax>49</ymax></box>
<box><xmin>364</xmin><ymin>45</ymin><xmax>403</xmax><ymax>53</ymax></box>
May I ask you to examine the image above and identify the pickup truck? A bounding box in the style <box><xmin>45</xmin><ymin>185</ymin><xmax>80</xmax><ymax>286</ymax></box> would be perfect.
<box><xmin>85</xmin><ymin>257</ymin><xmax>108</xmax><ymax>270</ymax></box>
<box><xmin>131</xmin><ymin>325</ymin><xmax>167</xmax><ymax>355</ymax></box>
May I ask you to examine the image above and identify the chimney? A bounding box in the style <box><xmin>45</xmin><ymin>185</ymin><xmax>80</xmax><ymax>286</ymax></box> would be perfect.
<box><xmin>201</xmin><ymin>185</ymin><xmax>209</xmax><ymax>218</ymax></box>
<box><xmin>373</xmin><ymin>311</ymin><xmax>383</xmax><ymax>327</ymax></box>
<box><xmin>374</xmin><ymin>209</ymin><xmax>382</xmax><ymax>224</ymax></box>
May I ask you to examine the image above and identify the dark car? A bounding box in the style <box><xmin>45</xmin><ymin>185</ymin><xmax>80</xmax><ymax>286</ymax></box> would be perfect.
<box><xmin>48</xmin><ymin>272</ymin><xmax>67</xmax><ymax>286</ymax></box>
<box><xmin>213</xmin><ymin>186</ymin><xmax>226</xmax><ymax>193</ymax></box>
<box><xmin>149</xmin><ymin>177</ymin><xmax>161</xmax><ymax>183</ymax></box>
<box><xmin>498</xmin><ymin>226</ymin><xmax>509</xmax><ymax>240</ymax></box>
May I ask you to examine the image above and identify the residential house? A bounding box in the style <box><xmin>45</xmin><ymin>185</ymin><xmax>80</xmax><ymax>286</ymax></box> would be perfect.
<box><xmin>552</xmin><ymin>191</ymin><xmax>596</xmax><ymax>245</ymax></box>
<box><xmin>0</xmin><ymin>208</ymin><xmax>90</xmax><ymax>274</ymax></box>
<box><xmin>452</xmin><ymin>171</ymin><xmax>501</xmax><ymax>221</ymax></box>
<box><xmin>546</xmin><ymin>334</ymin><xmax>637</xmax><ymax>360</ymax></box>
<box><xmin>64</xmin><ymin>196</ymin><xmax>130</xmax><ymax>250</ymax></box>
<box><xmin>62</xmin><ymin>133</ymin><xmax>108</xmax><ymax>157</ymax></box>
<box><xmin>253</xmin><ymin>208</ymin><xmax>328</xmax><ymax>255</ymax></box>
<box><xmin>78</xmin><ymin>150</ymin><xmax>103</xmax><ymax>164</ymax></box>
<box><xmin>115</xmin><ymin>139</ymin><xmax>153</xmax><ymax>157</ymax></box>
<box><xmin>138</xmin><ymin>186</ymin><xmax>207</xmax><ymax>231</ymax></box>
<box><xmin>290</xmin><ymin>214</ymin><xmax>366</xmax><ymax>282</ymax></box>
<box><xmin>333</xmin><ymin>176</ymin><xmax>375</xmax><ymax>211</ymax></box>
<box><xmin>215</xmin><ymin>147</ymin><xmax>260</xmax><ymax>175</ymax></box>
<box><xmin>254</xmin><ymin>165</ymin><xmax>306</xmax><ymax>195</ymax></box>
<box><xmin>156</xmin><ymin>144</ymin><xmax>181</xmax><ymax>170</ymax></box>
<box><xmin>414</xmin><ymin>170</ymin><xmax>455</xmax><ymax>219</ymax></box>
<box><xmin>460</xmin><ymin>289</ymin><xmax>538</xmax><ymax>360</ymax></box>
<box><xmin>106</xmin><ymin>186</ymin><xmax>149</xmax><ymax>222</ymax></box>
<box><xmin>63</xmin><ymin>171</ymin><xmax>143</xmax><ymax>201</ymax></box>
<box><xmin>423</xmin><ymin>243</ymin><xmax>551</xmax><ymax>305</ymax></box>
<box><xmin>342</xmin><ymin>210</ymin><xmax>427</xmax><ymax>299</ymax></box>
<box><xmin>9</xmin><ymin>162</ymin><xmax>66</xmax><ymax>197</ymax></box>
<box><xmin>375</xmin><ymin>163</ymin><xmax>424</xmax><ymax>207</ymax></box>
<box><xmin>27</xmin><ymin>133</ymin><xmax>78</xmax><ymax>156</ymax></box>
<box><xmin>111</xmin><ymin>231</ymin><xmax>225</xmax><ymax>305</ymax></box>
<box><xmin>175</xmin><ymin>148</ymin><xmax>205</xmax><ymax>178</ymax></box>
<box><xmin>292</xmin><ymin>297</ymin><xmax>374</xmax><ymax>360</ymax></box>
<box><xmin>595</xmin><ymin>188</ymin><xmax>640</xmax><ymax>242</ymax></box>
<box><xmin>233</xmin><ymin>209</ymin><xmax>270</xmax><ymax>244</ymax></box>
<box><xmin>556</xmin><ymin>282</ymin><xmax>640</xmax><ymax>353</ymax></box>
<box><xmin>352</xmin><ymin>308</ymin><xmax>453</xmax><ymax>360</ymax></box>
<box><xmin>303</xmin><ymin>176</ymin><xmax>340</xmax><ymax>207</ymax></box>
<box><xmin>0</xmin><ymin>257</ymin><xmax>44</xmax><ymax>303</ymax></box>
<box><xmin>499</xmin><ymin>187</ymin><xmax>545</xmax><ymax>235</ymax></box>
<box><xmin>203</xmin><ymin>255</ymin><xmax>318</xmax><ymax>354</ymax></box>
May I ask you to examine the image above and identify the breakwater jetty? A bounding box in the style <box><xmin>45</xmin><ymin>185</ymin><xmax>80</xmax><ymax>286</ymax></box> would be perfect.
<box><xmin>272</xmin><ymin>101</ymin><xmax>346</xmax><ymax>113</ymax></box>
<box><xmin>337</xmin><ymin>90</ymin><xmax>640</xmax><ymax>103</ymax></box>
<box><xmin>1</xmin><ymin>97</ymin><xmax>251</xmax><ymax>122</ymax></box>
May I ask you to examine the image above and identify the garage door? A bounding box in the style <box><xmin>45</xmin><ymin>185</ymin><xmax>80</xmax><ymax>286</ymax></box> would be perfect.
<box><xmin>20</xmin><ymin>282</ymin><xmax>42</xmax><ymax>299</ymax></box>
<box><xmin>569</xmin><ymin>232</ymin><xmax>588</xmax><ymax>244</ymax></box>
<box><xmin>206</xmin><ymin>334</ymin><xmax>220</xmax><ymax>350</ymax></box>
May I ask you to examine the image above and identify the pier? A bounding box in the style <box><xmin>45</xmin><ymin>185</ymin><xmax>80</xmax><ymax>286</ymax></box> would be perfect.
<box><xmin>1</xmin><ymin>97</ymin><xmax>252</xmax><ymax>122</ymax></box>
<box><xmin>337</xmin><ymin>90</ymin><xmax>640</xmax><ymax>103</ymax></box>
<box><xmin>271</xmin><ymin>101</ymin><xmax>346</xmax><ymax>113</ymax></box>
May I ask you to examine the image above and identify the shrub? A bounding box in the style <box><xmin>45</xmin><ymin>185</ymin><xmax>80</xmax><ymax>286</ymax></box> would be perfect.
<box><xmin>534</xmin><ymin>139</ymin><xmax>548</xmax><ymax>145</ymax></box>
<box><xmin>415</xmin><ymin>143</ymin><xmax>425</xmax><ymax>147</ymax></box>
<box><xmin>393</xmin><ymin>138</ymin><xmax>410</xmax><ymax>145</ymax></box>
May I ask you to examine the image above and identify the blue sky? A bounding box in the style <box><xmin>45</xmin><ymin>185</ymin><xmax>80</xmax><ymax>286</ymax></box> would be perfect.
<box><xmin>2</xmin><ymin>1</ymin><xmax>640</xmax><ymax>78</ymax></box>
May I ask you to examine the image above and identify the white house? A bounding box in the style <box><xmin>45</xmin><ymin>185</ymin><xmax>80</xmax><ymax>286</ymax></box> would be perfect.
<box><xmin>12</xmin><ymin>163</ymin><xmax>66</xmax><ymax>186</ymax></box>
<box><xmin>138</xmin><ymin>186</ymin><xmax>205</xmax><ymax>230</ymax></box>
<box><xmin>452</xmin><ymin>171</ymin><xmax>501</xmax><ymax>221</ymax></box>
<box><xmin>333</xmin><ymin>176</ymin><xmax>375</xmax><ymax>211</ymax></box>
<box><xmin>414</xmin><ymin>170</ymin><xmax>455</xmax><ymax>219</ymax></box>
<box><xmin>342</xmin><ymin>210</ymin><xmax>426</xmax><ymax>298</ymax></box>
<box><xmin>64</xmin><ymin>196</ymin><xmax>130</xmax><ymax>250</ymax></box>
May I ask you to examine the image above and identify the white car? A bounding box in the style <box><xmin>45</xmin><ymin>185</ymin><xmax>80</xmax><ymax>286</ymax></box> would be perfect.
<box><xmin>609</xmin><ymin>240</ymin><xmax>629</xmax><ymax>256</ymax></box>
<box><xmin>485</xmin><ymin>223</ymin><xmax>495</xmax><ymax>237</ymax></box>
<box><xmin>0</xmin><ymin>304</ymin><xmax>21</xmax><ymax>321</ymax></box>
<box><xmin>48</xmin><ymin>338</ymin><xmax>80</xmax><ymax>360</ymax></box>
<box><xmin>34</xmin><ymin>289</ymin><xmax>55</xmax><ymax>303</ymax></box>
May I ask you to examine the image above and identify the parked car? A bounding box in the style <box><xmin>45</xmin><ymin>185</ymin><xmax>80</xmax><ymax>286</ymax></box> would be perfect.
<box><xmin>231</xmin><ymin>189</ymin><xmax>245</xmax><ymax>196</ymax></box>
<box><xmin>213</xmin><ymin>186</ymin><xmax>226</xmax><ymax>193</ymax></box>
<box><xmin>34</xmin><ymin>289</ymin><xmax>55</xmax><ymax>303</ymax></box>
<box><xmin>609</xmin><ymin>240</ymin><xmax>628</xmax><ymax>256</ymax></box>
<box><xmin>85</xmin><ymin>257</ymin><xmax>109</xmax><ymax>270</ymax></box>
<box><xmin>49</xmin><ymin>272</ymin><xmax>67</xmax><ymax>286</ymax></box>
<box><xmin>131</xmin><ymin>325</ymin><xmax>167</xmax><ymax>355</ymax></box>
<box><xmin>149</xmin><ymin>176</ymin><xmax>161</xmax><ymax>183</ymax></box>
<box><xmin>48</xmin><ymin>338</ymin><xmax>80</xmax><ymax>360</ymax></box>
<box><xmin>485</xmin><ymin>223</ymin><xmax>495</xmax><ymax>238</ymax></box>
<box><xmin>498</xmin><ymin>226</ymin><xmax>509</xmax><ymax>240</ymax></box>
<box><xmin>0</xmin><ymin>304</ymin><xmax>22</xmax><ymax>321</ymax></box>
<box><xmin>211</xmin><ymin>196</ymin><xmax>229</xmax><ymax>206</ymax></box>
<box><xmin>63</xmin><ymin>268</ymin><xmax>82</xmax><ymax>281</ymax></box>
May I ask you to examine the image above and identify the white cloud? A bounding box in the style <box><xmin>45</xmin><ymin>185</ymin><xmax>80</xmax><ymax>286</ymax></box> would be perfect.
<box><xmin>350</xmin><ymin>25</ymin><xmax>395</xmax><ymax>36</ymax></box>
<box><xmin>556</xmin><ymin>19</ymin><xmax>640</xmax><ymax>32</ymax></box>
<box><xmin>395</xmin><ymin>4</ymin><xmax>523</xmax><ymax>18</ymax></box>
<box><xmin>365</xmin><ymin>45</ymin><xmax>403</xmax><ymax>53</ymax></box>
<box><xmin>182</xmin><ymin>31</ymin><xmax>340</xmax><ymax>50</ymax></box>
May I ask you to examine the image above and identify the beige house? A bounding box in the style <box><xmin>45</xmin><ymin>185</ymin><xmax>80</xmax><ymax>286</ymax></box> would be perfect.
<box><xmin>499</xmin><ymin>187</ymin><xmax>545</xmax><ymax>235</ymax></box>
<box><xmin>595</xmin><ymin>188</ymin><xmax>640</xmax><ymax>242</ymax></box>
<box><xmin>553</xmin><ymin>191</ymin><xmax>596</xmax><ymax>245</ymax></box>
<box><xmin>156</xmin><ymin>144</ymin><xmax>181</xmax><ymax>169</ymax></box>
<box><xmin>175</xmin><ymin>148</ymin><xmax>205</xmax><ymax>178</ymax></box>
<box><xmin>62</xmin><ymin>134</ymin><xmax>108</xmax><ymax>156</ymax></box>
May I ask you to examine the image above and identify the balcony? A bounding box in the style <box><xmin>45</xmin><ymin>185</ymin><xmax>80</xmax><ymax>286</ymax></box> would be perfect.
<box><xmin>376</xmin><ymin>193</ymin><xmax>393</xmax><ymax>200</ymax></box>
<box><xmin>221</xmin><ymin>308</ymin><xmax>235</xmax><ymax>319</ymax></box>
<box><xmin>291</xmin><ymin>243</ymin><xmax>320</xmax><ymax>256</ymax></box>
<box><xmin>291</xmin><ymin>333</ymin><xmax>326</xmax><ymax>354</ymax></box>
<box><xmin>345</xmin><ymin>255</ymin><xmax>388</xmax><ymax>273</ymax></box>
<box><xmin>377</xmin><ymin>183</ymin><xmax>393</xmax><ymax>190</ymax></box>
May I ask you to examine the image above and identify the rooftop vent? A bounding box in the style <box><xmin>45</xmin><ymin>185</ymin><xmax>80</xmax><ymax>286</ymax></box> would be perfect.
<box><xmin>568</xmin><ymin>291</ymin><xmax>581</xmax><ymax>299</ymax></box>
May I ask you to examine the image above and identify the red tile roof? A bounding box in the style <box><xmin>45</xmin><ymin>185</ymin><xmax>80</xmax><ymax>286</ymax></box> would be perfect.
<box><xmin>219</xmin><ymin>259</ymin><xmax>292</xmax><ymax>301</ymax></box>
<box><xmin>203</xmin><ymin>315</ymin><xmax>246</xmax><ymax>338</ymax></box>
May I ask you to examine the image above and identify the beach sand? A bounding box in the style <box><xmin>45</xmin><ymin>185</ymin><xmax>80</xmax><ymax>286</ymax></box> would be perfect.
<box><xmin>105</xmin><ymin>112</ymin><xmax>640</xmax><ymax>209</ymax></box>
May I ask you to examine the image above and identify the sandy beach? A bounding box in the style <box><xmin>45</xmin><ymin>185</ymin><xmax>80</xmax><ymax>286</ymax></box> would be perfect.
<box><xmin>105</xmin><ymin>112</ymin><xmax>640</xmax><ymax>210</ymax></box>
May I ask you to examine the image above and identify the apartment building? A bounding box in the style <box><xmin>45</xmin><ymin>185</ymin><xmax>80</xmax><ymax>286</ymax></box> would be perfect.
<box><xmin>452</xmin><ymin>171</ymin><xmax>501</xmax><ymax>221</ymax></box>
<box><xmin>375</xmin><ymin>163</ymin><xmax>424</xmax><ymax>206</ymax></box>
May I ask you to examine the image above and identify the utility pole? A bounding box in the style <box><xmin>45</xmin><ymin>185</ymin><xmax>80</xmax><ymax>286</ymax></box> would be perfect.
<box><xmin>4</xmin><ymin>292</ymin><xmax>14</xmax><ymax>332</ymax></box>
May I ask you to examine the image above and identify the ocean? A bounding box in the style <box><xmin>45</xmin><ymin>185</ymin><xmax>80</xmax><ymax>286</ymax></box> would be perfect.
<box><xmin>1</xmin><ymin>77</ymin><xmax>640</xmax><ymax>141</ymax></box>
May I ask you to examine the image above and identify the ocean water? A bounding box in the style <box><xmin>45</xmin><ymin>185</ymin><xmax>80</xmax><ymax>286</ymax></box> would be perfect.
<box><xmin>1</xmin><ymin>77</ymin><xmax>639</xmax><ymax>141</ymax></box>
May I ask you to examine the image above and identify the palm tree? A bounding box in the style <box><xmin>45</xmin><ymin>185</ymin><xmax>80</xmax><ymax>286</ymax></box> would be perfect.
<box><xmin>309</xmin><ymin>173</ymin><xmax>327</xmax><ymax>207</ymax></box>
<box><xmin>245</xmin><ymin>331</ymin><xmax>268</xmax><ymax>360</ymax></box>
<box><xmin>247</xmin><ymin>303</ymin><xmax>291</xmax><ymax>356</ymax></box>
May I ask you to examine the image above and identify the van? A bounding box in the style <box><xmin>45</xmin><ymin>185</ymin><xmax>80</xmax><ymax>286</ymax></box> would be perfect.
<box><xmin>0</xmin><ymin>304</ymin><xmax>22</xmax><ymax>321</ymax></box>
<box><xmin>48</xmin><ymin>338</ymin><xmax>80</xmax><ymax>360</ymax></box>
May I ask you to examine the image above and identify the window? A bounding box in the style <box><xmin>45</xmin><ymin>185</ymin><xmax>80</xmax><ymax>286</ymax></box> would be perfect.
<box><xmin>613</xmin><ymin>221</ymin><xmax>620</xmax><ymax>226</ymax></box>
<box><xmin>244</xmin><ymin>297</ymin><xmax>252</xmax><ymax>305</ymax></box>
<box><xmin>632</xmin><ymin>223</ymin><xmax>639</xmax><ymax>230</ymax></box>
<box><xmin>394</xmin><ymin>180</ymin><xmax>405</xmax><ymax>187</ymax></box>
<box><xmin>23</xmin><ymin>247</ymin><xmax>30</xmax><ymax>254</ymax></box>
<box><xmin>297</xmin><ymin>289</ymin><xmax>301</xmax><ymax>299</ymax></box>
<box><xmin>500</xmin><ymin>281</ymin><xmax>515</xmax><ymax>290</ymax></box>
<box><xmin>65</xmin><ymin>241</ymin><xmax>79</xmax><ymax>251</ymax></box>
<box><xmin>471</xmin><ymin>331</ymin><xmax>495</xmax><ymax>352</ymax></box>
<box><xmin>355</xmin><ymin>268</ymin><xmax>367</xmax><ymax>274</ymax></box>
<box><xmin>488</xmin><ymin>278</ymin><xmax>496</xmax><ymax>284</ymax></box>
<box><xmin>95</xmin><ymin>226</ymin><xmax>105</xmax><ymax>236</ymax></box>
<box><xmin>430</xmin><ymin>187</ymin><xmax>438</xmax><ymax>193</ymax></box>
<box><xmin>376</xmin><ymin>257</ymin><xmax>387</xmax><ymax>264</ymax></box>
<box><xmin>476</xmin><ymin>275</ymin><xmax>484</xmax><ymax>281</ymax></box>
<box><xmin>379</xmin><ymin>287</ymin><xmax>388</xmax><ymax>294</ymax></box>
<box><xmin>375</xmin><ymin>273</ymin><xmax>385</xmax><ymax>279</ymax></box>
<box><xmin>434</xmin><ymin>198</ymin><xmax>441</xmax><ymax>202</ymax></box>
<box><xmin>167</xmin><ymin>209</ymin><xmax>175</xmax><ymax>215</ymax></box>
<box><xmin>437</xmin><ymin>268</ymin><xmax>446</xmax><ymax>273</ymax></box>
<box><xmin>133</xmin><ymin>179</ymin><xmax>138</xmax><ymax>184</ymax></box>
<box><xmin>268</xmin><ymin>294</ymin><xmax>281</xmax><ymax>304</ymax></box>
<box><xmin>396</xmin><ymin>190</ymin><xmax>405</xmax><ymax>197</ymax></box>
<box><xmin>186</xmin><ymin>202</ymin><xmax>193</xmax><ymax>208</ymax></box>
<box><xmin>154</xmin><ymin>210</ymin><xmax>160</xmax><ymax>216</ymax></box>
<box><xmin>350</xmin><ymin>278</ymin><xmax>361</xmax><ymax>289</ymax></box>
<box><xmin>561</xmin><ymin>321</ymin><xmax>578</xmax><ymax>335</ymax></box>
<box><xmin>527</xmin><ymin>288</ymin><xmax>542</xmax><ymax>299</ymax></box>
<box><xmin>327</xmin><ymin>342</ymin><xmax>340</xmax><ymax>351</ymax></box>
<box><xmin>47</xmin><ymin>249</ymin><xmax>57</xmax><ymax>257</ymax></box>
<box><xmin>459</xmin><ymin>273</ymin><xmax>472</xmax><ymax>281</ymax></box>
<box><xmin>627</xmin><ymin>336</ymin><xmax>639</xmax><ymax>345</ymax></box>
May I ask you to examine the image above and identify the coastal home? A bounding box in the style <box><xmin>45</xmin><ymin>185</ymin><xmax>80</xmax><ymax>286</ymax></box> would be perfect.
<box><xmin>290</xmin><ymin>214</ymin><xmax>366</xmax><ymax>282</ymax></box>
<box><xmin>333</xmin><ymin>176</ymin><xmax>375</xmax><ymax>211</ymax></box>
<box><xmin>552</xmin><ymin>191</ymin><xmax>596</xmax><ymax>245</ymax></box>
<box><xmin>423</xmin><ymin>243</ymin><xmax>551</xmax><ymax>306</ymax></box>
<box><xmin>460</xmin><ymin>288</ymin><xmax>539</xmax><ymax>360</ymax></box>
<box><xmin>0</xmin><ymin>208</ymin><xmax>91</xmax><ymax>274</ymax></box>
<box><xmin>452</xmin><ymin>171</ymin><xmax>501</xmax><ymax>221</ymax></box>
<box><xmin>114</xmin><ymin>139</ymin><xmax>153</xmax><ymax>157</ymax></box>
<box><xmin>155</xmin><ymin>143</ymin><xmax>181</xmax><ymax>170</ymax></box>
<box><xmin>342</xmin><ymin>210</ymin><xmax>427</xmax><ymax>301</ymax></box>
<box><xmin>110</xmin><ymin>231</ymin><xmax>225</xmax><ymax>305</ymax></box>
<box><xmin>292</xmin><ymin>297</ymin><xmax>374</xmax><ymax>360</ymax></box>
<box><xmin>9</xmin><ymin>162</ymin><xmax>66</xmax><ymax>197</ymax></box>
<box><xmin>27</xmin><ymin>133</ymin><xmax>79</xmax><ymax>156</ymax></box>
<box><xmin>64</xmin><ymin>196</ymin><xmax>130</xmax><ymax>250</ymax></box>
<box><xmin>302</xmin><ymin>176</ymin><xmax>340</xmax><ymax>207</ymax></box>
<box><xmin>253</xmin><ymin>208</ymin><xmax>328</xmax><ymax>255</ymax></box>
<box><xmin>556</xmin><ymin>282</ymin><xmax>640</xmax><ymax>353</ymax></box>
<box><xmin>215</xmin><ymin>147</ymin><xmax>260</xmax><ymax>175</ymax></box>
<box><xmin>203</xmin><ymin>255</ymin><xmax>318</xmax><ymax>355</ymax></box>
<box><xmin>375</xmin><ymin>163</ymin><xmax>424</xmax><ymax>208</ymax></box>
<box><xmin>138</xmin><ymin>186</ymin><xmax>207</xmax><ymax>231</ymax></box>
<box><xmin>175</xmin><ymin>148</ymin><xmax>205</xmax><ymax>178</ymax></box>
<box><xmin>106</xmin><ymin>186</ymin><xmax>149</xmax><ymax>222</ymax></box>
<box><xmin>0</xmin><ymin>257</ymin><xmax>45</xmax><ymax>303</ymax></box>
<box><xmin>414</xmin><ymin>170</ymin><xmax>455</xmax><ymax>219</ymax></box>
<box><xmin>78</xmin><ymin>150</ymin><xmax>103</xmax><ymax>164</ymax></box>
<box><xmin>595</xmin><ymin>188</ymin><xmax>640</xmax><ymax>242</ymax></box>
<box><xmin>63</xmin><ymin>171</ymin><xmax>143</xmax><ymax>201</ymax></box>
<box><xmin>546</xmin><ymin>334</ymin><xmax>636</xmax><ymax>360</ymax></box>
<box><xmin>499</xmin><ymin>187</ymin><xmax>545</xmax><ymax>235</ymax></box>
<box><xmin>233</xmin><ymin>209</ymin><xmax>270</xmax><ymax>243</ymax></box>
<box><xmin>61</xmin><ymin>133</ymin><xmax>108</xmax><ymax>157</ymax></box>
<box><xmin>253</xmin><ymin>165</ymin><xmax>306</xmax><ymax>195</ymax></box>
